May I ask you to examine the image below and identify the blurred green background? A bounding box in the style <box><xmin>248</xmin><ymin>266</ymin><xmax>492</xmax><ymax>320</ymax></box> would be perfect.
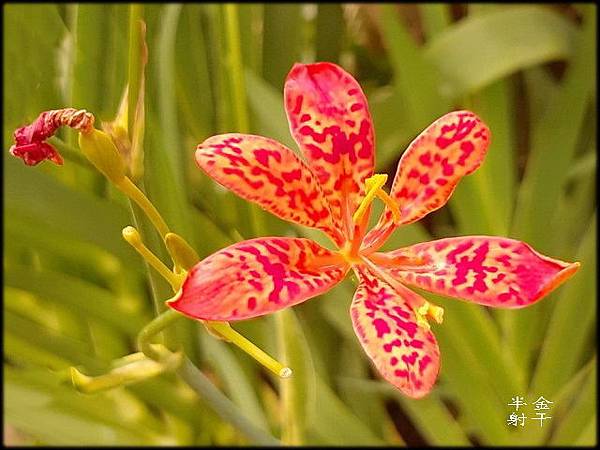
<box><xmin>3</xmin><ymin>3</ymin><xmax>596</xmax><ymax>446</ymax></box>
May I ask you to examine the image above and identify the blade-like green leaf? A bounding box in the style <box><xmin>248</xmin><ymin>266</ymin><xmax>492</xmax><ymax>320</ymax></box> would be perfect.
<box><xmin>276</xmin><ymin>308</ymin><xmax>316</xmax><ymax>444</ymax></box>
<box><xmin>424</xmin><ymin>5</ymin><xmax>577</xmax><ymax>99</ymax></box>
<box><xmin>530</xmin><ymin>214</ymin><xmax>596</xmax><ymax>396</ymax></box>
<box><xmin>507</xmin><ymin>6</ymin><xmax>596</xmax><ymax>371</ymax></box>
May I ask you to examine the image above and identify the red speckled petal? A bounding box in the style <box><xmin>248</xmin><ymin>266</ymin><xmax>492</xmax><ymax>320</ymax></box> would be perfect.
<box><xmin>196</xmin><ymin>133</ymin><xmax>344</xmax><ymax>245</ymax></box>
<box><xmin>350</xmin><ymin>267</ymin><xmax>440</xmax><ymax>398</ymax></box>
<box><xmin>284</xmin><ymin>62</ymin><xmax>375</xmax><ymax>237</ymax></box>
<box><xmin>377</xmin><ymin>236</ymin><xmax>580</xmax><ymax>308</ymax></box>
<box><xmin>168</xmin><ymin>237</ymin><xmax>349</xmax><ymax>321</ymax></box>
<box><xmin>363</xmin><ymin>111</ymin><xmax>490</xmax><ymax>250</ymax></box>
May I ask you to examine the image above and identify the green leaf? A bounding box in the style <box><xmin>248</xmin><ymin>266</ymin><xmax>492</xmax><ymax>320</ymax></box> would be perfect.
<box><xmin>339</xmin><ymin>377</ymin><xmax>470</xmax><ymax>445</ymax></box>
<box><xmin>245</xmin><ymin>69</ymin><xmax>295</xmax><ymax>149</ymax></box>
<box><xmin>315</xmin><ymin>4</ymin><xmax>345</xmax><ymax>63</ymax></box>
<box><xmin>200</xmin><ymin>332</ymin><xmax>270</xmax><ymax>432</ymax></box>
<box><xmin>175</xmin><ymin>5</ymin><xmax>215</xmax><ymax>140</ymax></box>
<box><xmin>276</xmin><ymin>309</ymin><xmax>316</xmax><ymax>444</ymax></box>
<box><xmin>507</xmin><ymin>6</ymin><xmax>596</xmax><ymax>371</ymax></box>
<box><xmin>420</xmin><ymin>3</ymin><xmax>451</xmax><ymax>40</ymax></box>
<box><xmin>262</xmin><ymin>4</ymin><xmax>303</xmax><ymax>88</ymax></box>
<box><xmin>549</xmin><ymin>361</ymin><xmax>597</xmax><ymax>445</ymax></box>
<box><xmin>72</xmin><ymin>4</ymin><xmax>127</xmax><ymax>116</ymax></box>
<box><xmin>530</xmin><ymin>214</ymin><xmax>596</xmax><ymax>396</ymax></box>
<box><xmin>424</xmin><ymin>5</ymin><xmax>577</xmax><ymax>99</ymax></box>
<box><xmin>4</xmin><ymin>309</ymin><xmax>104</xmax><ymax>371</ymax></box>
<box><xmin>309</xmin><ymin>376</ymin><xmax>385</xmax><ymax>445</ymax></box>
<box><xmin>4</xmin><ymin>367</ymin><xmax>168</xmax><ymax>445</ymax></box>
<box><xmin>379</xmin><ymin>4</ymin><xmax>449</xmax><ymax>135</ymax></box>
<box><xmin>4</xmin><ymin>156</ymin><xmax>137</xmax><ymax>265</ymax></box>
<box><xmin>449</xmin><ymin>79</ymin><xmax>516</xmax><ymax>236</ymax></box>
<box><xmin>3</xmin><ymin>4</ymin><xmax>66</xmax><ymax>142</ymax></box>
<box><xmin>4</xmin><ymin>264</ymin><xmax>147</xmax><ymax>335</ymax></box>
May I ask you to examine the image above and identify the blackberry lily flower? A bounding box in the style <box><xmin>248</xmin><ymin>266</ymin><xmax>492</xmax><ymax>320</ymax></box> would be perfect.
<box><xmin>169</xmin><ymin>62</ymin><xmax>579</xmax><ymax>398</ymax></box>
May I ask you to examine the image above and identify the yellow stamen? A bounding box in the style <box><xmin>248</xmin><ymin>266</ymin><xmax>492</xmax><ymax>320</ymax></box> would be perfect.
<box><xmin>414</xmin><ymin>300</ymin><xmax>445</xmax><ymax>331</ymax></box>
<box><xmin>352</xmin><ymin>174</ymin><xmax>401</xmax><ymax>225</ymax></box>
<box><xmin>122</xmin><ymin>226</ymin><xmax>184</xmax><ymax>290</ymax></box>
<box><xmin>427</xmin><ymin>304</ymin><xmax>445</xmax><ymax>324</ymax></box>
<box><xmin>414</xmin><ymin>303</ymin><xmax>431</xmax><ymax>331</ymax></box>
<box><xmin>375</xmin><ymin>189</ymin><xmax>402</xmax><ymax>224</ymax></box>
<box><xmin>205</xmin><ymin>321</ymin><xmax>293</xmax><ymax>379</ymax></box>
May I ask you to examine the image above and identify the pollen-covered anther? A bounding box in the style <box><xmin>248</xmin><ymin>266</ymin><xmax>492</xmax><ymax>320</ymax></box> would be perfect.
<box><xmin>414</xmin><ymin>300</ymin><xmax>444</xmax><ymax>330</ymax></box>
<box><xmin>426</xmin><ymin>303</ymin><xmax>444</xmax><ymax>324</ymax></box>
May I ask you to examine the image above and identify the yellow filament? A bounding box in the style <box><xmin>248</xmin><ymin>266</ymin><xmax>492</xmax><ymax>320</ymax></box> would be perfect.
<box><xmin>122</xmin><ymin>226</ymin><xmax>182</xmax><ymax>290</ymax></box>
<box><xmin>205</xmin><ymin>321</ymin><xmax>292</xmax><ymax>378</ymax></box>
<box><xmin>375</xmin><ymin>189</ymin><xmax>402</xmax><ymax>224</ymax></box>
<box><xmin>352</xmin><ymin>174</ymin><xmax>401</xmax><ymax>225</ymax></box>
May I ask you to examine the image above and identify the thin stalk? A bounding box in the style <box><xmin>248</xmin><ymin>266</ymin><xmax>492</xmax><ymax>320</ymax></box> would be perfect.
<box><xmin>178</xmin><ymin>358</ymin><xmax>281</xmax><ymax>445</ymax></box>
<box><xmin>127</xmin><ymin>4</ymin><xmax>143</xmax><ymax>135</ymax></box>
<box><xmin>275</xmin><ymin>312</ymin><xmax>295</xmax><ymax>444</ymax></box>
<box><xmin>136</xmin><ymin>312</ymin><xmax>284</xmax><ymax>445</ymax></box>
<box><xmin>223</xmin><ymin>3</ymin><xmax>250</xmax><ymax>133</ymax></box>
<box><xmin>137</xmin><ymin>309</ymin><xmax>182</xmax><ymax>361</ymax></box>
<box><xmin>116</xmin><ymin>177</ymin><xmax>170</xmax><ymax>238</ymax></box>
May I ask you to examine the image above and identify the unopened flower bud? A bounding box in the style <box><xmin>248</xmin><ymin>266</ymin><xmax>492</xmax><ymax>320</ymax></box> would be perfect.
<box><xmin>78</xmin><ymin>128</ymin><xmax>127</xmax><ymax>183</ymax></box>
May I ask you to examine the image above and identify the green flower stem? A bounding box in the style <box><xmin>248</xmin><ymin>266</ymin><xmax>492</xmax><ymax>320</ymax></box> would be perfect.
<box><xmin>275</xmin><ymin>311</ymin><xmax>295</xmax><ymax>444</ymax></box>
<box><xmin>116</xmin><ymin>177</ymin><xmax>170</xmax><ymax>238</ymax></box>
<box><xmin>135</xmin><ymin>311</ymin><xmax>284</xmax><ymax>445</ymax></box>
<box><xmin>223</xmin><ymin>3</ymin><xmax>250</xmax><ymax>133</ymax></box>
<box><xmin>178</xmin><ymin>358</ymin><xmax>282</xmax><ymax>446</ymax></box>
<box><xmin>137</xmin><ymin>309</ymin><xmax>182</xmax><ymax>361</ymax></box>
<box><xmin>128</xmin><ymin>3</ymin><xmax>143</xmax><ymax>135</ymax></box>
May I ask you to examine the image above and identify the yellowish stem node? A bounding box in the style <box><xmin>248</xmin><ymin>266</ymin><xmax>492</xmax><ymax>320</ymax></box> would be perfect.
<box><xmin>165</xmin><ymin>232</ymin><xmax>200</xmax><ymax>271</ymax></box>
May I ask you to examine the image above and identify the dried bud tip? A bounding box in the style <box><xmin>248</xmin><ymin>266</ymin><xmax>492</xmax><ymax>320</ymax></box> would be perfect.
<box><xmin>9</xmin><ymin>108</ymin><xmax>95</xmax><ymax>166</ymax></box>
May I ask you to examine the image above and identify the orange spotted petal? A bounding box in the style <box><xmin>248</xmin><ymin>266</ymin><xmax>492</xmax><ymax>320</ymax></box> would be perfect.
<box><xmin>196</xmin><ymin>133</ymin><xmax>344</xmax><ymax>245</ymax></box>
<box><xmin>350</xmin><ymin>267</ymin><xmax>440</xmax><ymax>398</ymax></box>
<box><xmin>284</xmin><ymin>62</ymin><xmax>375</xmax><ymax>238</ymax></box>
<box><xmin>376</xmin><ymin>236</ymin><xmax>580</xmax><ymax>308</ymax></box>
<box><xmin>363</xmin><ymin>111</ymin><xmax>490</xmax><ymax>251</ymax></box>
<box><xmin>168</xmin><ymin>237</ymin><xmax>349</xmax><ymax>321</ymax></box>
